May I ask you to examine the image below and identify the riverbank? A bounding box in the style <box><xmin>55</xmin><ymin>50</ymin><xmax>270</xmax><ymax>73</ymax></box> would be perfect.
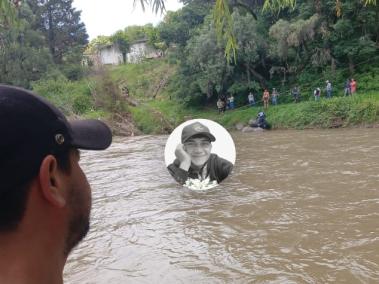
<box><xmin>131</xmin><ymin>92</ymin><xmax>379</xmax><ymax>134</ymax></box>
<box><xmin>31</xmin><ymin>60</ymin><xmax>379</xmax><ymax>135</ymax></box>
<box><xmin>106</xmin><ymin>60</ymin><xmax>379</xmax><ymax>134</ymax></box>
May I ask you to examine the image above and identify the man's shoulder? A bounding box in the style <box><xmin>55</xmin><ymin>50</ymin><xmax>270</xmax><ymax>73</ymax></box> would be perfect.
<box><xmin>208</xmin><ymin>154</ymin><xmax>233</xmax><ymax>182</ymax></box>
<box><xmin>209</xmin><ymin>154</ymin><xmax>233</xmax><ymax>167</ymax></box>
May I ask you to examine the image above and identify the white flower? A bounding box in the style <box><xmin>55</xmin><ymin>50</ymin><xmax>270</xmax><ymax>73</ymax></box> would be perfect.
<box><xmin>184</xmin><ymin>177</ymin><xmax>218</xmax><ymax>191</ymax></box>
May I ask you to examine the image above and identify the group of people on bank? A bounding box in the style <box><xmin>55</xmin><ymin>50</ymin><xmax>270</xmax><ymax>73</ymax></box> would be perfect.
<box><xmin>313</xmin><ymin>78</ymin><xmax>357</xmax><ymax>101</ymax></box>
<box><xmin>217</xmin><ymin>87</ymin><xmax>285</xmax><ymax>113</ymax></box>
<box><xmin>217</xmin><ymin>78</ymin><xmax>358</xmax><ymax>112</ymax></box>
<box><xmin>216</xmin><ymin>95</ymin><xmax>235</xmax><ymax>113</ymax></box>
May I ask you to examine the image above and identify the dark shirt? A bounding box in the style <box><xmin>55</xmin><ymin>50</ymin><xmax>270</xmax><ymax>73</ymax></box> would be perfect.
<box><xmin>167</xmin><ymin>153</ymin><xmax>233</xmax><ymax>185</ymax></box>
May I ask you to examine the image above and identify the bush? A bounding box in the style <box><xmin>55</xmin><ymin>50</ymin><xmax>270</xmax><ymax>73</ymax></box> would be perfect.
<box><xmin>32</xmin><ymin>77</ymin><xmax>93</xmax><ymax>115</ymax></box>
<box><xmin>60</xmin><ymin>64</ymin><xmax>85</xmax><ymax>81</ymax></box>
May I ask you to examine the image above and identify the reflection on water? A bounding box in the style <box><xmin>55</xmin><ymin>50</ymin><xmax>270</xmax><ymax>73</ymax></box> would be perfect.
<box><xmin>64</xmin><ymin>129</ymin><xmax>379</xmax><ymax>283</ymax></box>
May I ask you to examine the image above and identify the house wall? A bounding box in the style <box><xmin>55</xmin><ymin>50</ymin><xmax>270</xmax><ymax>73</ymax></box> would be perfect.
<box><xmin>127</xmin><ymin>42</ymin><xmax>161</xmax><ymax>63</ymax></box>
<box><xmin>100</xmin><ymin>45</ymin><xmax>123</xmax><ymax>65</ymax></box>
<box><xmin>88</xmin><ymin>41</ymin><xmax>161</xmax><ymax>66</ymax></box>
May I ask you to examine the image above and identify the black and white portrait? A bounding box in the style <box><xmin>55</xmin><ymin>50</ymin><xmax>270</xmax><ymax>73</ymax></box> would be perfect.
<box><xmin>165</xmin><ymin>119</ymin><xmax>236</xmax><ymax>190</ymax></box>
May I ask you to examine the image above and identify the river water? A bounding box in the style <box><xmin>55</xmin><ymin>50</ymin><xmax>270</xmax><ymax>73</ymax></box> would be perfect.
<box><xmin>64</xmin><ymin>129</ymin><xmax>379</xmax><ymax>283</ymax></box>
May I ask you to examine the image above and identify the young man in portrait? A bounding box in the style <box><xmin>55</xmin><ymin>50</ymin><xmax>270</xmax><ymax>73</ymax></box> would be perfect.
<box><xmin>167</xmin><ymin>121</ymin><xmax>233</xmax><ymax>185</ymax></box>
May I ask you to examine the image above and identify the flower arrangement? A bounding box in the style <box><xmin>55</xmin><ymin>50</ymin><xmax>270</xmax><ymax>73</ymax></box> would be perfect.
<box><xmin>184</xmin><ymin>177</ymin><xmax>218</xmax><ymax>191</ymax></box>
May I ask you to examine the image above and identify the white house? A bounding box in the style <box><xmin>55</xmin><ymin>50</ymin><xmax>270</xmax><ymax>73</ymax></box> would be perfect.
<box><xmin>99</xmin><ymin>44</ymin><xmax>123</xmax><ymax>65</ymax></box>
<box><xmin>126</xmin><ymin>39</ymin><xmax>162</xmax><ymax>63</ymax></box>
<box><xmin>84</xmin><ymin>39</ymin><xmax>161</xmax><ymax>66</ymax></box>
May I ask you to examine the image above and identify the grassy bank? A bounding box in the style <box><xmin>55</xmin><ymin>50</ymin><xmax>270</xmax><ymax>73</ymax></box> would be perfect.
<box><xmin>108</xmin><ymin>60</ymin><xmax>379</xmax><ymax>133</ymax></box>
<box><xmin>31</xmin><ymin>59</ymin><xmax>379</xmax><ymax>134</ymax></box>
<box><xmin>140</xmin><ymin>92</ymin><xmax>379</xmax><ymax>133</ymax></box>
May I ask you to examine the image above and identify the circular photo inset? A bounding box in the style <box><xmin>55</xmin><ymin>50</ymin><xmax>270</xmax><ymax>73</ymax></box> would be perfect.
<box><xmin>165</xmin><ymin>119</ymin><xmax>236</xmax><ymax>190</ymax></box>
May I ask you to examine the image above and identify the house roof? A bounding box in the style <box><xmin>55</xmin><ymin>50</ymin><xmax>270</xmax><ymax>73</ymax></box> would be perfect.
<box><xmin>131</xmin><ymin>38</ymin><xmax>148</xmax><ymax>44</ymax></box>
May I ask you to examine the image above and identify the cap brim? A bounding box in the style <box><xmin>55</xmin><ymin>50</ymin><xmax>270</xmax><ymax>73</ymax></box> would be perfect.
<box><xmin>185</xmin><ymin>132</ymin><xmax>216</xmax><ymax>143</ymax></box>
<box><xmin>69</xmin><ymin>119</ymin><xmax>112</xmax><ymax>150</ymax></box>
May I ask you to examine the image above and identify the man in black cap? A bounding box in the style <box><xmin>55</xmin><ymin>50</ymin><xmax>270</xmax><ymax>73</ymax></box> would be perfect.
<box><xmin>0</xmin><ymin>85</ymin><xmax>112</xmax><ymax>284</ymax></box>
<box><xmin>167</xmin><ymin>121</ymin><xmax>233</xmax><ymax>185</ymax></box>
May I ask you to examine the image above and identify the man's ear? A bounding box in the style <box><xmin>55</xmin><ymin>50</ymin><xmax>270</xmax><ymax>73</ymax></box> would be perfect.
<box><xmin>38</xmin><ymin>155</ymin><xmax>67</xmax><ymax>208</ymax></box>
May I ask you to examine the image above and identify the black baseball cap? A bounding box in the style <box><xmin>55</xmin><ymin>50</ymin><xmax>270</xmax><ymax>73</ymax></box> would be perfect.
<box><xmin>181</xmin><ymin>121</ymin><xmax>216</xmax><ymax>143</ymax></box>
<box><xmin>0</xmin><ymin>84</ymin><xmax>112</xmax><ymax>193</ymax></box>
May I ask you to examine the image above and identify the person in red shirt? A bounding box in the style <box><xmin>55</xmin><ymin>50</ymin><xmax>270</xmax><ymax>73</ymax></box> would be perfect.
<box><xmin>350</xmin><ymin>78</ymin><xmax>357</xmax><ymax>95</ymax></box>
<box><xmin>263</xmin><ymin>89</ymin><xmax>270</xmax><ymax>109</ymax></box>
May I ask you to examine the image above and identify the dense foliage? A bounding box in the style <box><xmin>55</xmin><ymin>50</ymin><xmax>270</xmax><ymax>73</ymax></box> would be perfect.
<box><xmin>0</xmin><ymin>3</ymin><xmax>54</xmax><ymax>88</ymax></box>
<box><xmin>0</xmin><ymin>0</ymin><xmax>87</xmax><ymax>87</ymax></box>
<box><xmin>1</xmin><ymin>0</ymin><xmax>378</xmax><ymax>127</ymax></box>
<box><xmin>162</xmin><ymin>0</ymin><xmax>379</xmax><ymax>107</ymax></box>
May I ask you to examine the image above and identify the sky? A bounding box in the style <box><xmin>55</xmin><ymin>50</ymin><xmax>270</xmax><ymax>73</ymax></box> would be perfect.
<box><xmin>72</xmin><ymin>0</ymin><xmax>183</xmax><ymax>41</ymax></box>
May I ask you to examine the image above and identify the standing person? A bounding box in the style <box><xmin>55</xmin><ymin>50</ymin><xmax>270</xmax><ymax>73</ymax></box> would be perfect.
<box><xmin>344</xmin><ymin>79</ymin><xmax>351</xmax><ymax>96</ymax></box>
<box><xmin>263</xmin><ymin>89</ymin><xmax>270</xmax><ymax>109</ymax></box>
<box><xmin>350</xmin><ymin>78</ymin><xmax>357</xmax><ymax>95</ymax></box>
<box><xmin>326</xmin><ymin>80</ymin><xmax>332</xmax><ymax>98</ymax></box>
<box><xmin>226</xmin><ymin>96</ymin><xmax>230</xmax><ymax>110</ymax></box>
<box><xmin>217</xmin><ymin>98</ymin><xmax>225</xmax><ymax>114</ymax></box>
<box><xmin>0</xmin><ymin>85</ymin><xmax>112</xmax><ymax>284</ymax></box>
<box><xmin>167</xmin><ymin>121</ymin><xmax>233</xmax><ymax>185</ymax></box>
<box><xmin>229</xmin><ymin>95</ymin><xmax>235</xmax><ymax>109</ymax></box>
<box><xmin>292</xmin><ymin>86</ymin><xmax>300</xmax><ymax>103</ymax></box>
<box><xmin>220</xmin><ymin>95</ymin><xmax>227</xmax><ymax>113</ymax></box>
<box><xmin>314</xmin><ymin>87</ymin><xmax>321</xmax><ymax>101</ymax></box>
<box><xmin>248</xmin><ymin>91</ymin><xmax>255</xmax><ymax>107</ymax></box>
<box><xmin>272</xmin><ymin>88</ymin><xmax>279</xmax><ymax>105</ymax></box>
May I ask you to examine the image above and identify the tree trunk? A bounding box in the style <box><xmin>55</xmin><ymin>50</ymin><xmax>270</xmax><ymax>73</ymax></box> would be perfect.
<box><xmin>247</xmin><ymin>65</ymin><xmax>267</xmax><ymax>89</ymax></box>
<box><xmin>314</xmin><ymin>0</ymin><xmax>321</xmax><ymax>14</ymax></box>
<box><xmin>331</xmin><ymin>57</ymin><xmax>336</xmax><ymax>76</ymax></box>
<box><xmin>207</xmin><ymin>81</ymin><xmax>213</xmax><ymax>99</ymax></box>
<box><xmin>348</xmin><ymin>55</ymin><xmax>355</xmax><ymax>75</ymax></box>
<box><xmin>245</xmin><ymin>63</ymin><xmax>250</xmax><ymax>83</ymax></box>
<box><xmin>47</xmin><ymin>3</ymin><xmax>56</xmax><ymax>62</ymax></box>
<box><xmin>282</xmin><ymin>69</ymin><xmax>286</xmax><ymax>86</ymax></box>
<box><xmin>232</xmin><ymin>0</ymin><xmax>258</xmax><ymax>20</ymax></box>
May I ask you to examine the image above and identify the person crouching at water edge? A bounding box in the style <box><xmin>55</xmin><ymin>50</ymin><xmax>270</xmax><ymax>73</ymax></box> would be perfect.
<box><xmin>0</xmin><ymin>85</ymin><xmax>112</xmax><ymax>284</ymax></box>
<box><xmin>167</xmin><ymin>122</ymin><xmax>233</xmax><ymax>188</ymax></box>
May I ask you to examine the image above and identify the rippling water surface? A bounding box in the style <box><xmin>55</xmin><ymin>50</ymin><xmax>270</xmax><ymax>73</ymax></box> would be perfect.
<box><xmin>64</xmin><ymin>129</ymin><xmax>379</xmax><ymax>283</ymax></box>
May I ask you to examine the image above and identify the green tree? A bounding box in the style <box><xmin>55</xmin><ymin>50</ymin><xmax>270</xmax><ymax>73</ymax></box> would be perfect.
<box><xmin>232</xmin><ymin>9</ymin><xmax>268</xmax><ymax>88</ymax></box>
<box><xmin>124</xmin><ymin>25</ymin><xmax>147</xmax><ymax>42</ymax></box>
<box><xmin>86</xmin><ymin>35</ymin><xmax>112</xmax><ymax>53</ymax></box>
<box><xmin>27</xmin><ymin>0</ymin><xmax>88</xmax><ymax>65</ymax></box>
<box><xmin>0</xmin><ymin>2</ymin><xmax>55</xmax><ymax>88</ymax></box>
<box><xmin>176</xmin><ymin>15</ymin><xmax>233</xmax><ymax>102</ymax></box>
<box><xmin>136</xmin><ymin>0</ymin><xmax>376</xmax><ymax>61</ymax></box>
<box><xmin>110</xmin><ymin>30</ymin><xmax>130</xmax><ymax>63</ymax></box>
<box><xmin>0</xmin><ymin>0</ymin><xmax>21</xmax><ymax>28</ymax></box>
<box><xmin>328</xmin><ymin>1</ymin><xmax>379</xmax><ymax>74</ymax></box>
<box><xmin>157</xmin><ymin>1</ymin><xmax>212</xmax><ymax>47</ymax></box>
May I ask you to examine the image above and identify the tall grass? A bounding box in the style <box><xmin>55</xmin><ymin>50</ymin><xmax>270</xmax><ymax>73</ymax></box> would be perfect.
<box><xmin>110</xmin><ymin>58</ymin><xmax>177</xmax><ymax>100</ymax></box>
<box><xmin>31</xmin><ymin>59</ymin><xmax>379</xmax><ymax>134</ymax></box>
<box><xmin>32</xmin><ymin>77</ymin><xmax>93</xmax><ymax>115</ymax></box>
<box><xmin>131</xmin><ymin>91</ymin><xmax>379</xmax><ymax>133</ymax></box>
<box><xmin>204</xmin><ymin>92</ymin><xmax>379</xmax><ymax>130</ymax></box>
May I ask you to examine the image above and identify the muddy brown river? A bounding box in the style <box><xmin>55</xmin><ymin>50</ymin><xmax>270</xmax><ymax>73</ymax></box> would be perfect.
<box><xmin>64</xmin><ymin>129</ymin><xmax>379</xmax><ymax>283</ymax></box>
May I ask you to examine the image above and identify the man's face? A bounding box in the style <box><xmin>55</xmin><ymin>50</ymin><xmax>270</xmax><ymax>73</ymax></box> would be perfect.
<box><xmin>183</xmin><ymin>137</ymin><xmax>212</xmax><ymax>168</ymax></box>
<box><xmin>64</xmin><ymin>149</ymin><xmax>92</xmax><ymax>256</ymax></box>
